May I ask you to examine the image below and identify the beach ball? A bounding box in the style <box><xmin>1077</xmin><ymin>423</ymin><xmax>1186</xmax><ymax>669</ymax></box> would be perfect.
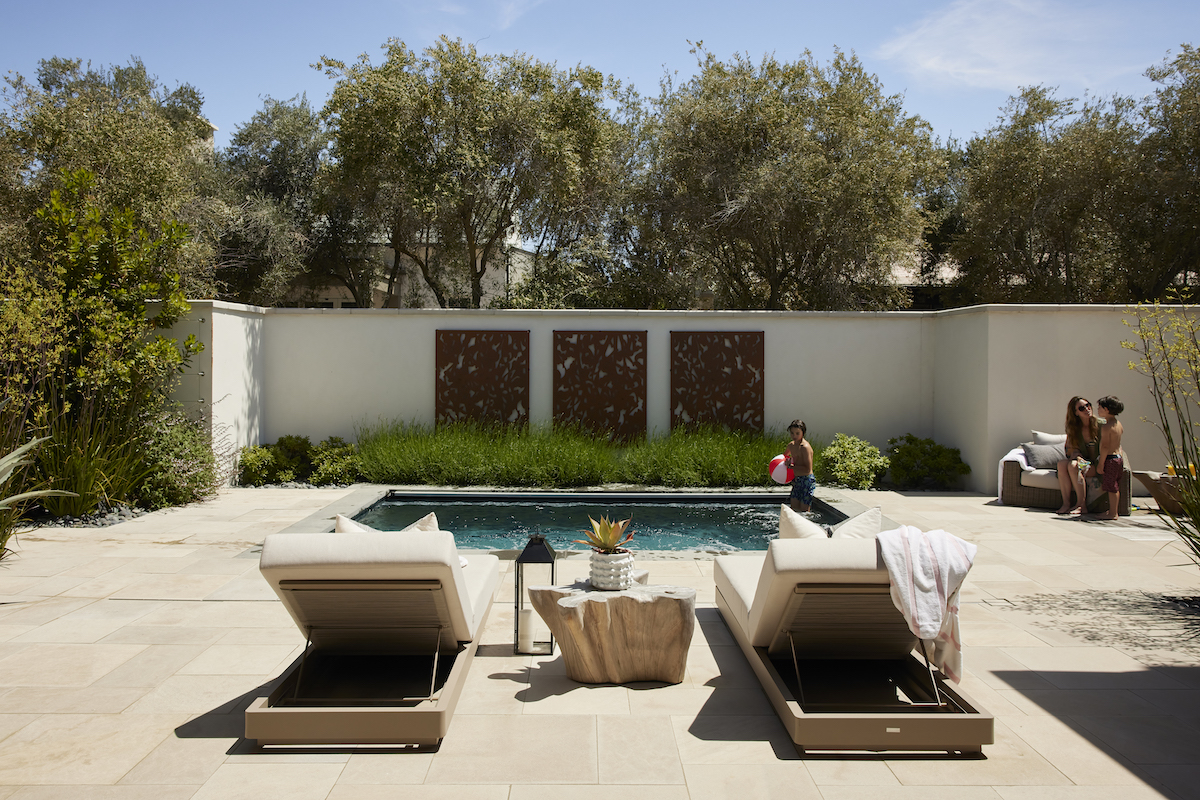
<box><xmin>769</xmin><ymin>454</ymin><xmax>794</xmax><ymax>485</ymax></box>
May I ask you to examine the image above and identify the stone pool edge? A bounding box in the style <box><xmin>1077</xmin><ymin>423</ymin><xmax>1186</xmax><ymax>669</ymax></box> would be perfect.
<box><xmin>276</xmin><ymin>484</ymin><xmax>887</xmax><ymax>559</ymax></box>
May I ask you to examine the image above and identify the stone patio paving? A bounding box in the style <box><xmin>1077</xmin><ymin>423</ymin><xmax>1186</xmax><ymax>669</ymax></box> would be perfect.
<box><xmin>1</xmin><ymin>486</ymin><xmax>1199</xmax><ymax>799</ymax></box>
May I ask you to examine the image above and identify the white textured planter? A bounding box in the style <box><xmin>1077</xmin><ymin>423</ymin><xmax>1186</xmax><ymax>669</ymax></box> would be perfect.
<box><xmin>589</xmin><ymin>550</ymin><xmax>636</xmax><ymax>591</ymax></box>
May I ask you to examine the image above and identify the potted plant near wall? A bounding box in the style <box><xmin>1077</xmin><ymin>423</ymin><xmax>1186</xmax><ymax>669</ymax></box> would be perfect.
<box><xmin>576</xmin><ymin>515</ymin><xmax>635</xmax><ymax>590</ymax></box>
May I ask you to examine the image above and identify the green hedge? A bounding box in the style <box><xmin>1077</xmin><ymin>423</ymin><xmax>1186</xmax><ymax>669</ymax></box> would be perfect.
<box><xmin>239</xmin><ymin>422</ymin><xmax>821</xmax><ymax>489</ymax></box>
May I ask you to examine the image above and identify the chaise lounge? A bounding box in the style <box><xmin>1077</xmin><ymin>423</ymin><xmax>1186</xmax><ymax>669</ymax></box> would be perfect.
<box><xmin>714</xmin><ymin>537</ymin><xmax>993</xmax><ymax>753</ymax></box>
<box><xmin>245</xmin><ymin>528</ymin><xmax>500</xmax><ymax>746</ymax></box>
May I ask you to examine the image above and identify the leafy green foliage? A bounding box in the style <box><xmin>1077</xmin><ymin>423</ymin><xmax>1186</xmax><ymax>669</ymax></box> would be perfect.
<box><xmin>238</xmin><ymin>435</ymin><xmax>362</xmax><ymax>486</ymax></box>
<box><xmin>574</xmin><ymin>515</ymin><xmax>634</xmax><ymax>553</ymax></box>
<box><xmin>34</xmin><ymin>170</ymin><xmax>201</xmax><ymax>406</ymax></box>
<box><xmin>319</xmin><ymin>37</ymin><xmax>624</xmax><ymax>308</ymax></box>
<box><xmin>271</xmin><ymin>435</ymin><xmax>313</xmax><ymax>483</ymax></box>
<box><xmin>885</xmin><ymin>433</ymin><xmax>971</xmax><ymax>490</ymax></box>
<box><xmin>1126</xmin><ymin>302</ymin><xmax>1200</xmax><ymax>567</ymax></box>
<box><xmin>649</xmin><ymin>47</ymin><xmax>935</xmax><ymax>310</ymax></box>
<box><xmin>0</xmin><ymin>415</ymin><xmax>77</xmax><ymax>558</ymax></box>
<box><xmin>618</xmin><ymin>425</ymin><xmax>788</xmax><ymax>487</ymax></box>
<box><xmin>310</xmin><ymin>437</ymin><xmax>363</xmax><ymax>485</ymax></box>
<box><xmin>946</xmin><ymin>87</ymin><xmax>1137</xmax><ymax>305</ymax></box>
<box><xmin>237</xmin><ymin>445</ymin><xmax>278</xmax><ymax>486</ymax></box>
<box><xmin>34</xmin><ymin>394</ymin><xmax>150</xmax><ymax>517</ymax></box>
<box><xmin>0</xmin><ymin>57</ymin><xmax>216</xmax><ymax>297</ymax></box>
<box><xmin>354</xmin><ymin>421</ymin><xmax>797</xmax><ymax>488</ymax></box>
<box><xmin>816</xmin><ymin>433</ymin><xmax>890</xmax><ymax>490</ymax></box>
<box><xmin>134</xmin><ymin>407</ymin><xmax>221</xmax><ymax>509</ymax></box>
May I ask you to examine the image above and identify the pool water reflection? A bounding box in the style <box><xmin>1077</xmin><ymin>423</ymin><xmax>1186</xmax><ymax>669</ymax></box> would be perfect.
<box><xmin>354</xmin><ymin>493</ymin><xmax>844</xmax><ymax>551</ymax></box>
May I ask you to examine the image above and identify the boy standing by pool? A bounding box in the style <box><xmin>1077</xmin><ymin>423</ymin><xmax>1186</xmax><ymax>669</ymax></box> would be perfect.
<box><xmin>1086</xmin><ymin>396</ymin><xmax>1125</xmax><ymax>520</ymax></box>
<box><xmin>785</xmin><ymin>419</ymin><xmax>815</xmax><ymax>512</ymax></box>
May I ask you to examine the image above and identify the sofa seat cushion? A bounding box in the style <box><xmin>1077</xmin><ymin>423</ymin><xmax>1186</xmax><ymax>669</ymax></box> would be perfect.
<box><xmin>1020</xmin><ymin>468</ymin><xmax>1061</xmax><ymax>491</ymax></box>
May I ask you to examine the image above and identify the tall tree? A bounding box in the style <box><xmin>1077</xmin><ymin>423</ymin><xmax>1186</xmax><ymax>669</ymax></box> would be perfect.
<box><xmin>318</xmin><ymin>37</ymin><xmax>622</xmax><ymax>308</ymax></box>
<box><xmin>0</xmin><ymin>58</ymin><xmax>215</xmax><ymax>295</ymax></box>
<box><xmin>212</xmin><ymin>96</ymin><xmax>330</xmax><ymax>305</ymax></box>
<box><xmin>647</xmin><ymin>47</ymin><xmax>936</xmax><ymax>310</ymax></box>
<box><xmin>1120</xmin><ymin>45</ymin><xmax>1200</xmax><ymax>299</ymax></box>
<box><xmin>949</xmin><ymin>87</ymin><xmax>1138</xmax><ymax>304</ymax></box>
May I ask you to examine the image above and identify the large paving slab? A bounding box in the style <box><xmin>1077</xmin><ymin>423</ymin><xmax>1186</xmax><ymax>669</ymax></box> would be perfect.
<box><xmin>0</xmin><ymin>485</ymin><xmax>1196</xmax><ymax>798</ymax></box>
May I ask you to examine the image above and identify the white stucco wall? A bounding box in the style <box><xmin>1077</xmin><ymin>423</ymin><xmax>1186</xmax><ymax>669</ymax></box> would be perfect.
<box><xmin>181</xmin><ymin>302</ymin><xmax>1176</xmax><ymax>495</ymax></box>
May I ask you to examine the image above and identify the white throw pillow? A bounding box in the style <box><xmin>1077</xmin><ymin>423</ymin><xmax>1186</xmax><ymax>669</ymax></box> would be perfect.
<box><xmin>401</xmin><ymin>512</ymin><xmax>440</xmax><ymax>534</ymax></box>
<box><xmin>335</xmin><ymin>512</ymin><xmax>461</xmax><ymax>564</ymax></box>
<box><xmin>778</xmin><ymin>504</ymin><xmax>828</xmax><ymax>539</ymax></box>
<box><xmin>334</xmin><ymin>514</ymin><xmax>374</xmax><ymax>533</ymax></box>
<box><xmin>334</xmin><ymin>511</ymin><xmax>439</xmax><ymax>535</ymax></box>
<box><xmin>1032</xmin><ymin>430</ymin><xmax>1068</xmax><ymax>446</ymax></box>
<box><xmin>831</xmin><ymin>506</ymin><xmax>882</xmax><ymax>539</ymax></box>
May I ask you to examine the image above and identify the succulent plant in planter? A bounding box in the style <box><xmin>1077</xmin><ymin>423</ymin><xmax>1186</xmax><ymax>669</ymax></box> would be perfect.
<box><xmin>575</xmin><ymin>515</ymin><xmax>635</xmax><ymax>590</ymax></box>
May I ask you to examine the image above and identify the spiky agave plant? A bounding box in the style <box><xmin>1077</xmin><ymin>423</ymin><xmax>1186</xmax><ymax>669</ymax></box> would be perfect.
<box><xmin>574</xmin><ymin>515</ymin><xmax>634</xmax><ymax>554</ymax></box>
<box><xmin>1</xmin><ymin>435</ymin><xmax>78</xmax><ymax>558</ymax></box>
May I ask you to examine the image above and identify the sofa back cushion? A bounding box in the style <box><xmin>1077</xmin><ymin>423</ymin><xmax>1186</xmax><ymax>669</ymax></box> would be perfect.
<box><xmin>1022</xmin><ymin>442</ymin><xmax>1066</xmax><ymax>470</ymax></box>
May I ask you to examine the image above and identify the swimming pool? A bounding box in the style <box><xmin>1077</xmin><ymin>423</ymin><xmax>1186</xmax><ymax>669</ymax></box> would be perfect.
<box><xmin>353</xmin><ymin>491</ymin><xmax>847</xmax><ymax>551</ymax></box>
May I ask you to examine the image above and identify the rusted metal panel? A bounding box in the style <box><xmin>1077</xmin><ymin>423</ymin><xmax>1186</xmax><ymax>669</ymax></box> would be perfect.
<box><xmin>670</xmin><ymin>331</ymin><xmax>764</xmax><ymax>431</ymax></box>
<box><xmin>435</xmin><ymin>330</ymin><xmax>529</xmax><ymax>425</ymax></box>
<box><xmin>553</xmin><ymin>331</ymin><xmax>647</xmax><ymax>439</ymax></box>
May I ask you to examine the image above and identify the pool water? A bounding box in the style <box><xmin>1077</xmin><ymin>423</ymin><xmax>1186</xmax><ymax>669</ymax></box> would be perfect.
<box><xmin>354</xmin><ymin>494</ymin><xmax>844</xmax><ymax>551</ymax></box>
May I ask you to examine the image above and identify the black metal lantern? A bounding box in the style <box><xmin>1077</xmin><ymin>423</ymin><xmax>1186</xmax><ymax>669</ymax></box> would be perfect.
<box><xmin>514</xmin><ymin>533</ymin><xmax>556</xmax><ymax>655</ymax></box>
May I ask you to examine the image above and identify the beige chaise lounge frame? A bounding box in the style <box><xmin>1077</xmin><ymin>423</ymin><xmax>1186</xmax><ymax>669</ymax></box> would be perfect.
<box><xmin>245</xmin><ymin>530</ymin><xmax>499</xmax><ymax>746</ymax></box>
<box><xmin>715</xmin><ymin>538</ymin><xmax>994</xmax><ymax>753</ymax></box>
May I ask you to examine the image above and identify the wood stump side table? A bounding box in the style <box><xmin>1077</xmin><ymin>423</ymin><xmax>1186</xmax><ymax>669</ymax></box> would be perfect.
<box><xmin>527</xmin><ymin>582</ymin><xmax>696</xmax><ymax>684</ymax></box>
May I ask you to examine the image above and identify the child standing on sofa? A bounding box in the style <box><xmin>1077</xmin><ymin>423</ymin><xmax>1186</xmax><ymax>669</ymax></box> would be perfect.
<box><xmin>784</xmin><ymin>419</ymin><xmax>815</xmax><ymax>513</ymax></box>
<box><xmin>1085</xmin><ymin>396</ymin><xmax>1125</xmax><ymax>520</ymax></box>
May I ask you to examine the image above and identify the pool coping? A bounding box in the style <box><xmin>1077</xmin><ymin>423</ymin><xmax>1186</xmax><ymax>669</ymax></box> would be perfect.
<box><xmin>278</xmin><ymin>484</ymin><xmax>892</xmax><ymax>558</ymax></box>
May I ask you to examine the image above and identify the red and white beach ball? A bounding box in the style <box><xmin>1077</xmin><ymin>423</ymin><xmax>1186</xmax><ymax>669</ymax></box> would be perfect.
<box><xmin>769</xmin><ymin>454</ymin><xmax>794</xmax><ymax>485</ymax></box>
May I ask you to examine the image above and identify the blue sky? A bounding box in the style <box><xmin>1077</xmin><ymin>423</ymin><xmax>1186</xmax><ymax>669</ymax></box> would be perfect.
<box><xmin>2</xmin><ymin>0</ymin><xmax>1195</xmax><ymax>149</ymax></box>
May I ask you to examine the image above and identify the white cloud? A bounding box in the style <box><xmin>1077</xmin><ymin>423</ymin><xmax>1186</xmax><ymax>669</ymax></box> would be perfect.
<box><xmin>877</xmin><ymin>0</ymin><xmax>1143</xmax><ymax>91</ymax></box>
<box><xmin>401</xmin><ymin>0</ymin><xmax>549</xmax><ymax>31</ymax></box>
<box><xmin>496</xmin><ymin>0</ymin><xmax>548</xmax><ymax>29</ymax></box>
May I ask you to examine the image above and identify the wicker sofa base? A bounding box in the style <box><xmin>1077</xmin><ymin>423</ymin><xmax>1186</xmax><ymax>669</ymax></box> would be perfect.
<box><xmin>1001</xmin><ymin>460</ymin><xmax>1131</xmax><ymax>516</ymax></box>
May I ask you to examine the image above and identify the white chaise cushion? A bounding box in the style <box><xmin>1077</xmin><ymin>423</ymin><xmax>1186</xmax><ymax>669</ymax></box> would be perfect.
<box><xmin>777</xmin><ymin>504</ymin><xmax>828</xmax><ymax>539</ymax></box>
<box><xmin>260</xmin><ymin>530</ymin><xmax>498</xmax><ymax>643</ymax></box>
<box><xmin>714</xmin><ymin>555</ymin><xmax>763</xmax><ymax>636</ymax></box>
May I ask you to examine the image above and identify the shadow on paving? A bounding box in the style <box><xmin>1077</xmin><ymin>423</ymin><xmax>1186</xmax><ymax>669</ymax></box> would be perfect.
<box><xmin>995</xmin><ymin>666</ymin><xmax>1200</xmax><ymax>800</ymax></box>
<box><xmin>1005</xmin><ymin>591</ymin><xmax>1200</xmax><ymax>660</ymax></box>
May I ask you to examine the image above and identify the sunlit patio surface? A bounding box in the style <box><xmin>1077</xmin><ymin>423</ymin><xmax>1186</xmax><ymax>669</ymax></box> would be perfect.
<box><xmin>1</xmin><ymin>486</ymin><xmax>1199</xmax><ymax>800</ymax></box>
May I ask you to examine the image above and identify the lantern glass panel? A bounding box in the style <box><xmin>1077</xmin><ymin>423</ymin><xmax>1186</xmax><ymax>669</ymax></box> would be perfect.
<box><xmin>514</xmin><ymin>536</ymin><xmax>556</xmax><ymax>655</ymax></box>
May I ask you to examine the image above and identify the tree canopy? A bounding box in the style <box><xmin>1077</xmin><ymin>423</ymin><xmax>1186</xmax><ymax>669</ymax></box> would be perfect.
<box><xmin>318</xmin><ymin>37</ymin><xmax>625</xmax><ymax>308</ymax></box>
<box><xmin>646</xmin><ymin>47</ymin><xmax>937</xmax><ymax>310</ymax></box>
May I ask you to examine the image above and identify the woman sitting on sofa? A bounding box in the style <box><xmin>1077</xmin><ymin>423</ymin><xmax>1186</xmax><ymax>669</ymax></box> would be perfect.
<box><xmin>1056</xmin><ymin>396</ymin><xmax>1100</xmax><ymax>514</ymax></box>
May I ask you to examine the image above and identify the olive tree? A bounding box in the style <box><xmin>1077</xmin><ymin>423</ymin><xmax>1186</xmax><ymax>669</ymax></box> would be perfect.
<box><xmin>648</xmin><ymin>47</ymin><xmax>937</xmax><ymax>310</ymax></box>
<box><xmin>0</xmin><ymin>57</ymin><xmax>216</xmax><ymax>296</ymax></box>
<box><xmin>948</xmin><ymin>87</ymin><xmax>1139</xmax><ymax>304</ymax></box>
<box><xmin>318</xmin><ymin>37</ymin><xmax>623</xmax><ymax>308</ymax></box>
<box><xmin>1120</xmin><ymin>45</ymin><xmax>1200</xmax><ymax>300</ymax></box>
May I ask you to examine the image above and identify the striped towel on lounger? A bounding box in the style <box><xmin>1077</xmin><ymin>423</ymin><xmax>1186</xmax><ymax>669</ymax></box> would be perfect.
<box><xmin>876</xmin><ymin>526</ymin><xmax>977</xmax><ymax>683</ymax></box>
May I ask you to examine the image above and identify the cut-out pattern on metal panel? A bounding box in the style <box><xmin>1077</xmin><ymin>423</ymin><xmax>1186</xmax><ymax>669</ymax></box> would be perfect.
<box><xmin>435</xmin><ymin>330</ymin><xmax>529</xmax><ymax>425</ymax></box>
<box><xmin>670</xmin><ymin>331</ymin><xmax>764</xmax><ymax>431</ymax></box>
<box><xmin>554</xmin><ymin>331</ymin><xmax>647</xmax><ymax>440</ymax></box>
